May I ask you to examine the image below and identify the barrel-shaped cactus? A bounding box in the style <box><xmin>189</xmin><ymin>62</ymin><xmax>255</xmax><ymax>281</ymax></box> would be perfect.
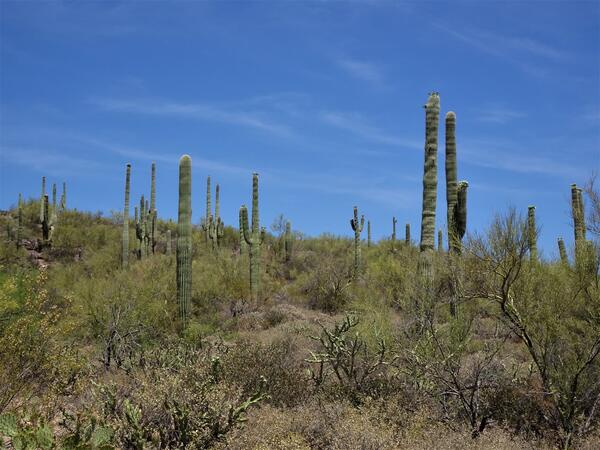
<box><xmin>240</xmin><ymin>173</ymin><xmax>265</xmax><ymax>301</ymax></box>
<box><xmin>123</xmin><ymin>164</ymin><xmax>131</xmax><ymax>269</ymax></box>
<box><xmin>176</xmin><ymin>155</ymin><xmax>192</xmax><ymax>326</ymax></box>
<box><xmin>420</xmin><ymin>92</ymin><xmax>440</xmax><ymax>253</ymax></box>
<box><xmin>528</xmin><ymin>206</ymin><xmax>537</xmax><ymax>262</ymax></box>
<box><xmin>350</xmin><ymin>206</ymin><xmax>364</xmax><ymax>277</ymax></box>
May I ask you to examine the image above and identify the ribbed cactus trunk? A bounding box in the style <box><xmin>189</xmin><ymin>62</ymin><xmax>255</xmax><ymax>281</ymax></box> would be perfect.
<box><xmin>166</xmin><ymin>229</ymin><xmax>172</xmax><ymax>255</ymax></box>
<box><xmin>571</xmin><ymin>184</ymin><xmax>586</xmax><ymax>259</ymax></box>
<box><xmin>60</xmin><ymin>182</ymin><xmax>67</xmax><ymax>210</ymax></box>
<box><xmin>456</xmin><ymin>181</ymin><xmax>468</xmax><ymax>246</ymax></box>
<box><xmin>41</xmin><ymin>195</ymin><xmax>49</xmax><ymax>242</ymax></box>
<box><xmin>558</xmin><ymin>237</ymin><xmax>568</xmax><ymax>264</ymax></box>
<box><xmin>150</xmin><ymin>162</ymin><xmax>157</xmax><ymax>254</ymax></box>
<box><xmin>367</xmin><ymin>220</ymin><xmax>371</xmax><ymax>248</ymax></box>
<box><xmin>122</xmin><ymin>164</ymin><xmax>131</xmax><ymax>269</ymax></box>
<box><xmin>52</xmin><ymin>183</ymin><xmax>57</xmax><ymax>214</ymax></box>
<box><xmin>405</xmin><ymin>223</ymin><xmax>410</xmax><ymax>245</ymax></box>
<box><xmin>445</xmin><ymin>111</ymin><xmax>458</xmax><ymax>253</ymax></box>
<box><xmin>419</xmin><ymin>92</ymin><xmax>440</xmax><ymax>253</ymax></box>
<box><xmin>241</xmin><ymin>173</ymin><xmax>265</xmax><ymax>301</ymax></box>
<box><xmin>40</xmin><ymin>176</ymin><xmax>46</xmax><ymax>223</ymax></box>
<box><xmin>16</xmin><ymin>193</ymin><xmax>22</xmax><ymax>249</ymax></box>
<box><xmin>134</xmin><ymin>206</ymin><xmax>140</xmax><ymax>259</ymax></box>
<box><xmin>239</xmin><ymin>208</ymin><xmax>247</xmax><ymax>255</ymax></box>
<box><xmin>284</xmin><ymin>221</ymin><xmax>292</xmax><ymax>263</ymax></box>
<box><xmin>392</xmin><ymin>217</ymin><xmax>397</xmax><ymax>243</ymax></box>
<box><xmin>203</xmin><ymin>176</ymin><xmax>211</xmax><ymax>244</ymax></box>
<box><xmin>528</xmin><ymin>206</ymin><xmax>537</xmax><ymax>262</ymax></box>
<box><xmin>139</xmin><ymin>196</ymin><xmax>147</xmax><ymax>259</ymax></box>
<box><xmin>350</xmin><ymin>206</ymin><xmax>364</xmax><ymax>277</ymax></box>
<box><xmin>177</xmin><ymin>155</ymin><xmax>192</xmax><ymax>327</ymax></box>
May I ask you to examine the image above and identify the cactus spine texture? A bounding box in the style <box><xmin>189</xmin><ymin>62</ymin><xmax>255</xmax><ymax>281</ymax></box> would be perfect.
<box><xmin>240</xmin><ymin>173</ymin><xmax>266</xmax><ymax>301</ymax></box>
<box><xmin>350</xmin><ymin>206</ymin><xmax>365</xmax><ymax>277</ymax></box>
<box><xmin>123</xmin><ymin>164</ymin><xmax>131</xmax><ymax>269</ymax></box>
<box><xmin>177</xmin><ymin>155</ymin><xmax>192</xmax><ymax>326</ymax></box>
<box><xmin>571</xmin><ymin>184</ymin><xmax>586</xmax><ymax>257</ymax></box>
<box><xmin>558</xmin><ymin>237</ymin><xmax>568</xmax><ymax>264</ymax></box>
<box><xmin>367</xmin><ymin>220</ymin><xmax>371</xmax><ymax>248</ymax></box>
<box><xmin>392</xmin><ymin>217</ymin><xmax>397</xmax><ymax>242</ymax></box>
<box><xmin>420</xmin><ymin>92</ymin><xmax>440</xmax><ymax>253</ymax></box>
<box><xmin>527</xmin><ymin>206</ymin><xmax>537</xmax><ymax>262</ymax></box>
<box><xmin>284</xmin><ymin>221</ymin><xmax>293</xmax><ymax>262</ymax></box>
<box><xmin>405</xmin><ymin>223</ymin><xmax>410</xmax><ymax>245</ymax></box>
<box><xmin>239</xmin><ymin>207</ymin><xmax>247</xmax><ymax>255</ymax></box>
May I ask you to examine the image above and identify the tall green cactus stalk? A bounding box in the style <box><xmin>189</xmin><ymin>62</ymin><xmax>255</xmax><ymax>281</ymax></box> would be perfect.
<box><xmin>123</xmin><ymin>164</ymin><xmax>131</xmax><ymax>269</ymax></box>
<box><xmin>571</xmin><ymin>184</ymin><xmax>585</xmax><ymax>254</ymax></box>
<box><xmin>60</xmin><ymin>182</ymin><xmax>67</xmax><ymax>210</ymax></box>
<box><xmin>41</xmin><ymin>194</ymin><xmax>50</xmax><ymax>242</ymax></box>
<box><xmin>52</xmin><ymin>183</ymin><xmax>57</xmax><ymax>214</ymax></box>
<box><xmin>166</xmin><ymin>229</ymin><xmax>172</xmax><ymax>255</ymax></box>
<box><xmin>577</xmin><ymin>187</ymin><xmax>586</xmax><ymax>241</ymax></box>
<box><xmin>240</xmin><ymin>173</ymin><xmax>266</xmax><ymax>301</ymax></box>
<box><xmin>456</xmin><ymin>181</ymin><xmax>468</xmax><ymax>248</ymax></box>
<box><xmin>150</xmin><ymin>162</ymin><xmax>157</xmax><ymax>254</ymax></box>
<box><xmin>367</xmin><ymin>220</ymin><xmax>372</xmax><ymax>248</ymax></box>
<box><xmin>239</xmin><ymin>207</ymin><xmax>247</xmax><ymax>255</ymax></box>
<box><xmin>558</xmin><ymin>237</ymin><xmax>568</xmax><ymax>264</ymax></box>
<box><xmin>137</xmin><ymin>196</ymin><xmax>147</xmax><ymax>259</ymax></box>
<box><xmin>350</xmin><ymin>206</ymin><xmax>365</xmax><ymax>277</ymax></box>
<box><xmin>405</xmin><ymin>223</ymin><xmax>410</xmax><ymax>245</ymax></box>
<box><xmin>284</xmin><ymin>221</ymin><xmax>293</xmax><ymax>262</ymax></box>
<box><xmin>202</xmin><ymin>176</ymin><xmax>212</xmax><ymax>243</ymax></box>
<box><xmin>208</xmin><ymin>183</ymin><xmax>224</xmax><ymax>249</ymax></box>
<box><xmin>16</xmin><ymin>193</ymin><xmax>22</xmax><ymax>249</ymax></box>
<box><xmin>419</xmin><ymin>92</ymin><xmax>440</xmax><ymax>253</ymax></box>
<box><xmin>527</xmin><ymin>206</ymin><xmax>537</xmax><ymax>262</ymax></box>
<box><xmin>392</xmin><ymin>217</ymin><xmax>397</xmax><ymax>243</ymax></box>
<box><xmin>445</xmin><ymin>111</ymin><xmax>458</xmax><ymax>253</ymax></box>
<box><xmin>438</xmin><ymin>229</ymin><xmax>443</xmax><ymax>253</ymax></box>
<box><xmin>134</xmin><ymin>206</ymin><xmax>140</xmax><ymax>258</ymax></box>
<box><xmin>40</xmin><ymin>176</ymin><xmax>46</xmax><ymax>223</ymax></box>
<box><xmin>177</xmin><ymin>155</ymin><xmax>192</xmax><ymax>326</ymax></box>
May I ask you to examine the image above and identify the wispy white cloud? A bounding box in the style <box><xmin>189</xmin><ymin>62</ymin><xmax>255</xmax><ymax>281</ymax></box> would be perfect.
<box><xmin>473</xmin><ymin>106</ymin><xmax>526</xmax><ymax>124</ymax></box>
<box><xmin>91</xmin><ymin>97</ymin><xmax>292</xmax><ymax>136</ymax></box>
<box><xmin>1</xmin><ymin>146</ymin><xmax>107</xmax><ymax>176</ymax></box>
<box><xmin>337</xmin><ymin>58</ymin><xmax>385</xmax><ymax>85</ymax></box>
<box><xmin>320</xmin><ymin>111</ymin><xmax>421</xmax><ymax>149</ymax></box>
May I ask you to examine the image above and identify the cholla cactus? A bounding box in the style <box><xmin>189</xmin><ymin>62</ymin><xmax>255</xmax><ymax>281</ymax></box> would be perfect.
<box><xmin>350</xmin><ymin>206</ymin><xmax>364</xmax><ymax>277</ymax></box>
<box><xmin>177</xmin><ymin>155</ymin><xmax>192</xmax><ymax>326</ymax></box>
<box><xmin>240</xmin><ymin>173</ymin><xmax>266</xmax><ymax>301</ymax></box>
<box><xmin>123</xmin><ymin>164</ymin><xmax>131</xmax><ymax>269</ymax></box>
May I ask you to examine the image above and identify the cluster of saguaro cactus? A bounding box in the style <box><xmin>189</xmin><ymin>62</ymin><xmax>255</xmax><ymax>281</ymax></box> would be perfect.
<box><xmin>350</xmin><ymin>206</ymin><xmax>364</xmax><ymax>277</ymax></box>
<box><xmin>208</xmin><ymin>184</ymin><xmax>225</xmax><ymax>249</ymax></box>
<box><xmin>177</xmin><ymin>155</ymin><xmax>192</xmax><ymax>326</ymax></box>
<box><xmin>133</xmin><ymin>164</ymin><xmax>159</xmax><ymax>259</ymax></box>
<box><xmin>284</xmin><ymin>221</ymin><xmax>293</xmax><ymax>262</ymax></box>
<box><xmin>123</xmin><ymin>164</ymin><xmax>131</xmax><ymax>269</ymax></box>
<box><xmin>240</xmin><ymin>173</ymin><xmax>266</xmax><ymax>301</ymax></box>
<box><xmin>445</xmin><ymin>111</ymin><xmax>468</xmax><ymax>254</ymax></box>
<box><xmin>527</xmin><ymin>206</ymin><xmax>537</xmax><ymax>262</ymax></box>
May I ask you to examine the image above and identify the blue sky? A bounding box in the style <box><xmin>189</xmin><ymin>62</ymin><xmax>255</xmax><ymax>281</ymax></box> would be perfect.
<box><xmin>1</xmin><ymin>0</ymin><xmax>598</xmax><ymax>257</ymax></box>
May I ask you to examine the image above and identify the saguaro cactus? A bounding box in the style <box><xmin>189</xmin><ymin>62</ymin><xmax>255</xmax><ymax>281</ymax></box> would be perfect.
<box><xmin>202</xmin><ymin>176</ymin><xmax>212</xmax><ymax>243</ymax></box>
<box><xmin>40</xmin><ymin>176</ymin><xmax>46</xmax><ymax>223</ymax></box>
<box><xmin>445</xmin><ymin>111</ymin><xmax>464</xmax><ymax>253</ymax></box>
<box><xmin>419</xmin><ymin>92</ymin><xmax>440</xmax><ymax>253</ymax></box>
<box><xmin>239</xmin><ymin>207</ymin><xmax>247</xmax><ymax>255</ymax></box>
<box><xmin>284</xmin><ymin>221</ymin><xmax>293</xmax><ymax>262</ymax></box>
<box><xmin>150</xmin><ymin>162</ymin><xmax>157</xmax><ymax>254</ymax></box>
<box><xmin>177</xmin><ymin>155</ymin><xmax>192</xmax><ymax>326</ymax></box>
<box><xmin>405</xmin><ymin>223</ymin><xmax>411</xmax><ymax>245</ymax></box>
<box><xmin>41</xmin><ymin>195</ymin><xmax>50</xmax><ymax>242</ymax></box>
<box><xmin>137</xmin><ymin>195</ymin><xmax>147</xmax><ymax>259</ymax></box>
<box><xmin>240</xmin><ymin>173</ymin><xmax>266</xmax><ymax>301</ymax></box>
<box><xmin>557</xmin><ymin>237</ymin><xmax>568</xmax><ymax>264</ymax></box>
<box><xmin>52</xmin><ymin>183</ymin><xmax>57</xmax><ymax>213</ymax></box>
<box><xmin>571</xmin><ymin>184</ymin><xmax>586</xmax><ymax>256</ymax></box>
<box><xmin>527</xmin><ymin>206</ymin><xmax>537</xmax><ymax>262</ymax></box>
<box><xmin>392</xmin><ymin>217</ymin><xmax>397</xmax><ymax>243</ymax></box>
<box><xmin>60</xmin><ymin>182</ymin><xmax>67</xmax><ymax>210</ymax></box>
<box><xmin>208</xmin><ymin>183</ymin><xmax>224</xmax><ymax>249</ymax></box>
<box><xmin>456</xmin><ymin>181</ymin><xmax>468</xmax><ymax>247</ymax></box>
<box><xmin>122</xmin><ymin>164</ymin><xmax>131</xmax><ymax>268</ymax></box>
<box><xmin>350</xmin><ymin>206</ymin><xmax>365</xmax><ymax>276</ymax></box>
<box><xmin>367</xmin><ymin>220</ymin><xmax>372</xmax><ymax>248</ymax></box>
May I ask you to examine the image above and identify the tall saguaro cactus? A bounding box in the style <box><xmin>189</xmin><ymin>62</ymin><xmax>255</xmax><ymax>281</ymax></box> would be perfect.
<box><xmin>420</xmin><ymin>92</ymin><xmax>440</xmax><ymax>253</ymax></box>
<box><xmin>527</xmin><ymin>206</ymin><xmax>537</xmax><ymax>262</ymax></box>
<box><xmin>208</xmin><ymin>183</ymin><xmax>225</xmax><ymax>249</ymax></box>
<box><xmin>239</xmin><ymin>207</ymin><xmax>247</xmax><ymax>255</ymax></box>
<box><xmin>557</xmin><ymin>237</ymin><xmax>568</xmax><ymax>264</ymax></box>
<box><xmin>177</xmin><ymin>155</ymin><xmax>192</xmax><ymax>326</ymax></box>
<box><xmin>284</xmin><ymin>221</ymin><xmax>293</xmax><ymax>262</ymax></box>
<box><xmin>122</xmin><ymin>164</ymin><xmax>131</xmax><ymax>268</ymax></box>
<box><xmin>405</xmin><ymin>223</ymin><xmax>411</xmax><ymax>245</ymax></box>
<box><xmin>41</xmin><ymin>195</ymin><xmax>50</xmax><ymax>242</ymax></box>
<box><xmin>52</xmin><ymin>183</ymin><xmax>57</xmax><ymax>213</ymax></box>
<box><xmin>571</xmin><ymin>184</ymin><xmax>586</xmax><ymax>255</ymax></box>
<box><xmin>60</xmin><ymin>182</ymin><xmax>67</xmax><ymax>210</ymax></box>
<box><xmin>202</xmin><ymin>176</ymin><xmax>212</xmax><ymax>243</ymax></box>
<box><xmin>240</xmin><ymin>173</ymin><xmax>265</xmax><ymax>301</ymax></box>
<box><xmin>40</xmin><ymin>176</ymin><xmax>46</xmax><ymax>223</ymax></box>
<box><xmin>392</xmin><ymin>217</ymin><xmax>397</xmax><ymax>243</ymax></box>
<box><xmin>350</xmin><ymin>206</ymin><xmax>365</xmax><ymax>277</ymax></box>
